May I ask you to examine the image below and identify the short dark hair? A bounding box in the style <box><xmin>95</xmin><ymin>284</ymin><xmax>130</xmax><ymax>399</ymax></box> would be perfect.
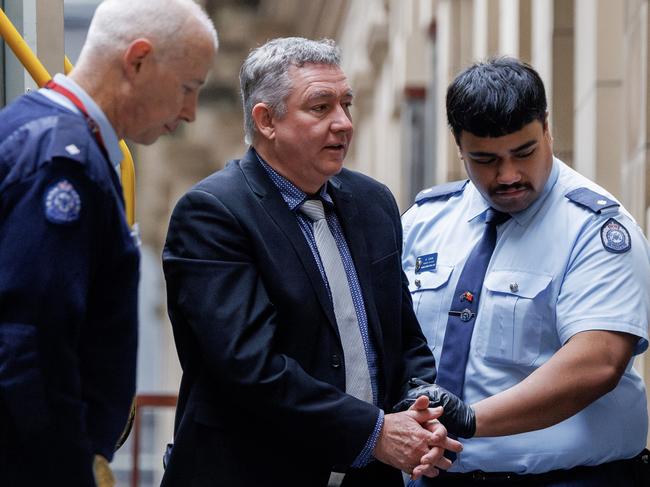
<box><xmin>446</xmin><ymin>57</ymin><xmax>547</xmax><ymax>143</ymax></box>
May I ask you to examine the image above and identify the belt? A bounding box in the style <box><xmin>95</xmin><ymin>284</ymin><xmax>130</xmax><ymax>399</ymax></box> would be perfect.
<box><xmin>437</xmin><ymin>451</ymin><xmax>648</xmax><ymax>485</ymax></box>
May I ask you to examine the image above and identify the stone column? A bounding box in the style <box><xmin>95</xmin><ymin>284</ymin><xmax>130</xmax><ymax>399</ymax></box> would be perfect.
<box><xmin>550</xmin><ymin>0</ymin><xmax>575</xmax><ymax>166</ymax></box>
<box><xmin>574</xmin><ymin>0</ymin><xmax>625</xmax><ymax>196</ymax></box>
<box><xmin>473</xmin><ymin>0</ymin><xmax>500</xmax><ymax>60</ymax></box>
<box><xmin>498</xmin><ymin>0</ymin><xmax>532</xmax><ymax>60</ymax></box>
<box><xmin>3</xmin><ymin>0</ymin><xmax>64</xmax><ymax>101</ymax></box>
<box><xmin>435</xmin><ymin>0</ymin><xmax>474</xmax><ymax>183</ymax></box>
<box><xmin>529</xmin><ymin>0</ymin><xmax>576</xmax><ymax>167</ymax></box>
<box><xmin>622</xmin><ymin>0</ymin><xmax>649</xmax><ymax>222</ymax></box>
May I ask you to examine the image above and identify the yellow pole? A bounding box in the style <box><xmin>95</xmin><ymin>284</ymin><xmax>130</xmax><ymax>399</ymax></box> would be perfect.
<box><xmin>0</xmin><ymin>9</ymin><xmax>136</xmax><ymax>227</ymax></box>
<box><xmin>0</xmin><ymin>7</ymin><xmax>50</xmax><ymax>86</ymax></box>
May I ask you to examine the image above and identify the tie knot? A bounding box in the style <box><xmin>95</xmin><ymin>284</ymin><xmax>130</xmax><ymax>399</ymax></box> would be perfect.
<box><xmin>300</xmin><ymin>199</ymin><xmax>326</xmax><ymax>222</ymax></box>
<box><xmin>485</xmin><ymin>208</ymin><xmax>510</xmax><ymax>226</ymax></box>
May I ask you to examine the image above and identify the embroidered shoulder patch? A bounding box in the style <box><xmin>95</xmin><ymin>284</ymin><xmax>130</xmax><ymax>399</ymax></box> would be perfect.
<box><xmin>44</xmin><ymin>179</ymin><xmax>81</xmax><ymax>224</ymax></box>
<box><xmin>600</xmin><ymin>218</ymin><xmax>631</xmax><ymax>253</ymax></box>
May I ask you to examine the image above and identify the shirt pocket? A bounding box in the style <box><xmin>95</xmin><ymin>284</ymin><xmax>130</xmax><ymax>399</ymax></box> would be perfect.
<box><xmin>406</xmin><ymin>264</ymin><xmax>454</xmax><ymax>351</ymax></box>
<box><xmin>480</xmin><ymin>270</ymin><xmax>553</xmax><ymax>367</ymax></box>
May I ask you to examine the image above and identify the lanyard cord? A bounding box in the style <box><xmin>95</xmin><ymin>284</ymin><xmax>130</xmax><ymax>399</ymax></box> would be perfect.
<box><xmin>44</xmin><ymin>79</ymin><xmax>108</xmax><ymax>157</ymax></box>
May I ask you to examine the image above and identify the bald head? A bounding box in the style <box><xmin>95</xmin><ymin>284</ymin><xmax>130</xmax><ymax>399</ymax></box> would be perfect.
<box><xmin>77</xmin><ymin>0</ymin><xmax>218</xmax><ymax>66</ymax></box>
<box><xmin>70</xmin><ymin>0</ymin><xmax>218</xmax><ymax>145</ymax></box>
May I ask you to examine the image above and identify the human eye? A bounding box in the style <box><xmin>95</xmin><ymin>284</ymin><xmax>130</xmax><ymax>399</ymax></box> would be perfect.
<box><xmin>471</xmin><ymin>156</ymin><xmax>497</xmax><ymax>165</ymax></box>
<box><xmin>182</xmin><ymin>85</ymin><xmax>194</xmax><ymax>95</ymax></box>
<box><xmin>515</xmin><ymin>147</ymin><xmax>536</xmax><ymax>159</ymax></box>
<box><xmin>311</xmin><ymin>104</ymin><xmax>328</xmax><ymax>113</ymax></box>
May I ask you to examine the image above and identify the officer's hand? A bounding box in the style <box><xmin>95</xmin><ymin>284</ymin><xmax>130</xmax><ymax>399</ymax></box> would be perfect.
<box><xmin>393</xmin><ymin>378</ymin><xmax>476</xmax><ymax>438</ymax></box>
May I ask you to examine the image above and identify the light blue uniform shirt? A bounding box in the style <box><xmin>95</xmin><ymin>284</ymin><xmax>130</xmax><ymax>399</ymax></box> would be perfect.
<box><xmin>39</xmin><ymin>73</ymin><xmax>123</xmax><ymax>171</ymax></box>
<box><xmin>402</xmin><ymin>158</ymin><xmax>650</xmax><ymax>474</ymax></box>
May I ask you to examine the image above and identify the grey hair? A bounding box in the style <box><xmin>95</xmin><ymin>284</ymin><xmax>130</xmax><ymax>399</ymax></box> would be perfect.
<box><xmin>78</xmin><ymin>0</ymin><xmax>218</xmax><ymax>63</ymax></box>
<box><xmin>239</xmin><ymin>37</ymin><xmax>341</xmax><ymax>145</ymax></box>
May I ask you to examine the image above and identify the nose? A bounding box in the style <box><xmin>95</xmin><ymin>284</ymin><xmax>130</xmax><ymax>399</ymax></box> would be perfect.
<box><xmin>496</xmin><ymin>157</ymin><xmax>521</xmax><ymax>185</ymax></box>
<box><xmin>179</xmin><ymin>92</ymin><xmax>199</xmax><ymax>124</ymax></box>
<box><xmin>331</xmin><ymin>104</ymin><xmax>353</xmax><ymax>133</ymax></box>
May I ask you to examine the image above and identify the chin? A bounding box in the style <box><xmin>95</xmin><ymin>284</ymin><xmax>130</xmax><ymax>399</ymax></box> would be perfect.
<box><xmin>325</xmin><ymin>163</ymin><xmax>344</xmax><ymax>178</ymax></box>
<box><xmin>487</xmin><ymin>188</ymin><xmax>538</xmax><ymax>213</ymax></box>
<box><xmin>492</xmin><ymin>198</ymin><xmax>533</xmax><ymax>213</ymax></box>
<box><xmin>131</xmin><ymin>132</ymin><xmax>162</xmax><ymax>146</ymax></box>
<box><xmin>329</xmin><ymin>156</ymin><xmax>346</xmax><ymax>170</ymax></box>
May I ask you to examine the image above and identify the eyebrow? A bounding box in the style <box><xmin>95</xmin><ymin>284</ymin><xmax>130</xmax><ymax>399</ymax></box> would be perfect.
<box><xmin>468</xmin><ymin>139</ymin><xmax>537</xmax><ymax>157</ymax></box>
<box><xmin>306</xmin><ymin>89</ymin><xmax>354</xmax><ymax>102</ymax></box>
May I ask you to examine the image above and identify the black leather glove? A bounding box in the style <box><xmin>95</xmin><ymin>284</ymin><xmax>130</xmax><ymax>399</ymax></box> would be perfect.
<box><xmin>393</xmin><ymin>378</ymin><xmax>476</xmax><ymax>438</ymax></box>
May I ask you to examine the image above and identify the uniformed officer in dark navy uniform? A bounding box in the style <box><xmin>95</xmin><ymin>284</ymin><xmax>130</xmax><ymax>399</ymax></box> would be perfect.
<box><xmin>0</xmin><ymin>1</ymin><xmax>217</xmax><ymax>485</ymax></box>
<box><xmin>401</xmin><ymin>57</ymin><xmax>650</xmax><ymax>485</ymax></box>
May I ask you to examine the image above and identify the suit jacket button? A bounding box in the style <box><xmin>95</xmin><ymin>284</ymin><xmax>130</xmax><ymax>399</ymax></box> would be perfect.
<box><xmin>331</xmin><ymin>354</ymin><xmax>341</xmax><ymax>368</ymax></box>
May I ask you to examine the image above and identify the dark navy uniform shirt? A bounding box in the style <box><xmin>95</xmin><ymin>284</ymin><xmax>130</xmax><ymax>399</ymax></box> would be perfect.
<box><xmin>0</xmin><ymin>81</ymin><xmax>139</xmax><ymax>485</ymax></box>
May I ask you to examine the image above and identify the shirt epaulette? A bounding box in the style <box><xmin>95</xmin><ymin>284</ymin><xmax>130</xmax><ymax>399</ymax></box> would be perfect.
<box><xmin>565</xmin><ymin>187</ymin><xmax>619</xmax><ymax>213</ymax></box>
<box><xmin>415</xmin><ymin>179</ymin><xmax>469</xmax><ymax>205</ymax></box>
<box><xmin>45</xmin><ymin>115</ymin><xmax>92</xmax><ymax>165</ymax></box>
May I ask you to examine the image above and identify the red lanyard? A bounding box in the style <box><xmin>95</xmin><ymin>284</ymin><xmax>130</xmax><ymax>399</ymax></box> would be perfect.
<box><xmin>45</xmin><ymin>79</ymin><xmax>108</xmax><ymax>156</ymax></box>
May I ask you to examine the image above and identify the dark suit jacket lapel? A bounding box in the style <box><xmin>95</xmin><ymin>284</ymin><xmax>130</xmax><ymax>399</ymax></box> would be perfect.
<box><xmin>329</xmin><ymin>177</ymin><xmax>385</xmax><ymax>352</ymax></box>
<box><xmin>238</xmin><ymin>148</ymin><xmax>338</xmax><ymax>332</ymax></box>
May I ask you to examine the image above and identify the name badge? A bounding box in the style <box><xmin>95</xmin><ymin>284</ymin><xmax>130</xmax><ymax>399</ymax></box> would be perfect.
<box><xmin>415</xmin><ymin>252</ymin><xmax>437</xmax><ymax>274</ymax></box>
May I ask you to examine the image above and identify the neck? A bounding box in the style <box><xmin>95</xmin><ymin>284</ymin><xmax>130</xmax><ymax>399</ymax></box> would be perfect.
<box><xmin>69</xmin><ymin>67</ymin><xmax>125</xmax><ymax>139</ymax></box>
<box><xmin>253</xmin><ymin>143</ymin><xmax>325</xmax><ymax>194</ymax></box>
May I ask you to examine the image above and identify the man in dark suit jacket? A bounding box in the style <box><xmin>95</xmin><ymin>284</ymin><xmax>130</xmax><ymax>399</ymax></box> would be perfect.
<box><xmin>161</xmin><ymin>37</ymin><xmax>462</xmax><ymax>487</ymax></box>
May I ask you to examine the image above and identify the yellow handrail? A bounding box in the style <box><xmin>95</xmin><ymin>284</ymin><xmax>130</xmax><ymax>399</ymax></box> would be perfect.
<box><xmin>0</xmin><ymin>8</ymin><xmax>136</xmax><ymax>226</ymax></box>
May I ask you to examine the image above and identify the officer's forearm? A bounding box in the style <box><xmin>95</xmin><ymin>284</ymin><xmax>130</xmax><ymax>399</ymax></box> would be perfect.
<box><xmin>471</xmin><ymin>329</ymin><xmax>636</xmax><ymax>437</ymax></box>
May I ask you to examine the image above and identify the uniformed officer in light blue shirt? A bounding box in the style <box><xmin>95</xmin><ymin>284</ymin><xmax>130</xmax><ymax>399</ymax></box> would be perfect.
<box><xmin>403</xmin><ymin>57</ymin><xmax>650</xmax><ymax>486</ymax></box>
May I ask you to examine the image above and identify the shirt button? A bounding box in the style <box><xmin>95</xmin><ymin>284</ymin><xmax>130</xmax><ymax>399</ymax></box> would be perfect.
<box><xmin>415</xmin><ymin>279</ymin><xmax>421</xmax><ymax>288</ymax></box>
<box><xmin>331</xmin><ymin>354</ymin><xmax>341</xmax><ymax>368</ymax></box>
<box><xmin>509</xmin><ymin>282</ymin><xmax>519</xmax><ymax>293</ymax></box>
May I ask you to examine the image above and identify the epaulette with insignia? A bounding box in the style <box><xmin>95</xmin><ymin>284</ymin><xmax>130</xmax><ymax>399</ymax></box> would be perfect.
<box><xmin>42</xmin><ymin>115</ymin><xmax>90</xmax><ymax>165</ymax></box>
<box><xmin>565</xmin><ymin>187</ymin><xmax>619</xmax><ymax>213</ymax></box>
<box><xmin>415</xmin><ymin>179</ymin><xmax>469</xmax><ymax>205</ymax></box>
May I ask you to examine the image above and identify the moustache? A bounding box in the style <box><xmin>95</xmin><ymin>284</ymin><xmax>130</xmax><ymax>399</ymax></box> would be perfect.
<box><xmin>492</xmin><ymin>183</ymin><xmax>532</xmax><ymax>193</ymax></box>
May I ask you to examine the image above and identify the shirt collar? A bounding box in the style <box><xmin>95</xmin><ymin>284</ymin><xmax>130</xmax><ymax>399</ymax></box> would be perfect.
<box><xmin>39</xmin><ymin>73</ymin><xmax>123</xmax><ymax>171</ymax></box>
<box><xmin>466</xmin><ymin>157</ymin><xmax>560</xmax><ymax>225</ymax></box>
<box><xmin>254</xmin><ymin>149</ymin><xmax>333</xmax><ymax>210</ymax></box>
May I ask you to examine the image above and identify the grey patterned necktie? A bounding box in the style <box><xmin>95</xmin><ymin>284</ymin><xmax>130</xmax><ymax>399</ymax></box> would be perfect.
<box><xmin>300</xmin><ymin>199</ymin><xmax>373</xmax><ymax>404</ymax></box>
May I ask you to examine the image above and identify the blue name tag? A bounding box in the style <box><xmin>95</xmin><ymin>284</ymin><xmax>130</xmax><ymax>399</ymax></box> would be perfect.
<box><xmin>415</xmin><ymin>253</ymin><xmax>437</xmax><ymax>274</ymax></box>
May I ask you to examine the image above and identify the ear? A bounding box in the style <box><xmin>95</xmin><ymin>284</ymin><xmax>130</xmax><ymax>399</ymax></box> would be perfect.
<box><xmin>543</xmin><ymin>112</ymin><xmax>553</xmax><ymax>143</ymax></box>
<box><xmin>252</xmin><ymin>103</ymin><xmax>275</xmax><ymax>140</ymax></box>
<box><xmin>543</xmin><ymin>112</ymin><xmax>549</xmax><ymax>132</ymax></box>
<box><xmin>123</xmin><ymin>39</ymin><xmax>154</xmax><ymax>80</ymax></box>
<box><xmin>455</xmin><ymin>138</ymin><xmax>464</xmax><ymax>160</ymax></box>
<box><xmin>453</xmin><ymin>131</ymin><xmax>464</xmax><ymax>159</ymax></box>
